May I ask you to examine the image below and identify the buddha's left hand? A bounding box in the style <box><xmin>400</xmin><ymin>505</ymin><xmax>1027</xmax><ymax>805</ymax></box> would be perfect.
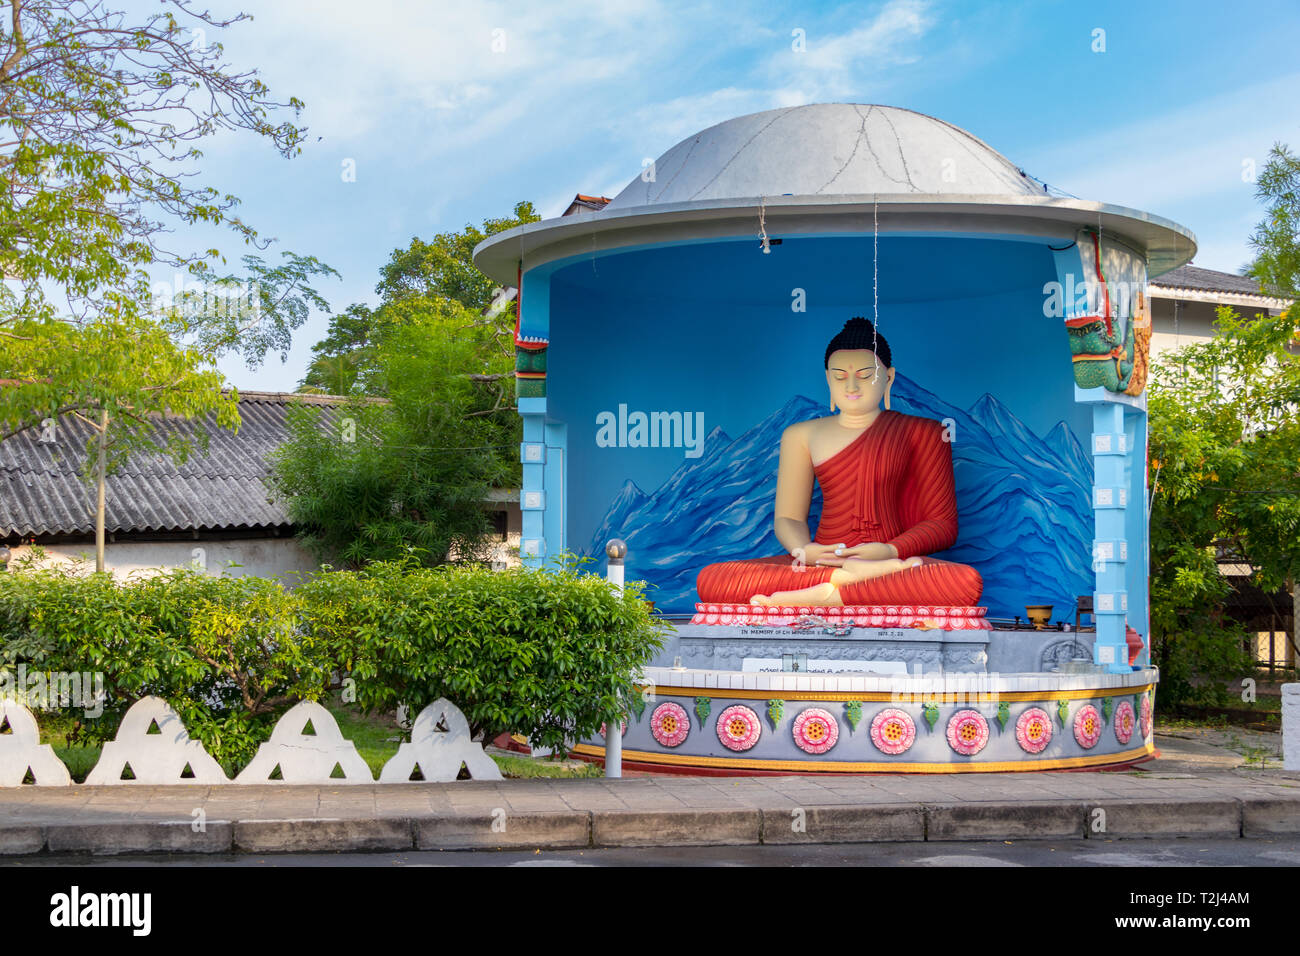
<box><xmin>815</xmin><ymin>542</ymin><xmax>899</xmax><ymax>566</ymax></box>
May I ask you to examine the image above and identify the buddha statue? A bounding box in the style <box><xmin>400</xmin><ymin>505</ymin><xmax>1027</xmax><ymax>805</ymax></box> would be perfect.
<box><xmin>695</xmin><ymin>317</ymin><xmax>983</xmax><ymax>608</ymax></box>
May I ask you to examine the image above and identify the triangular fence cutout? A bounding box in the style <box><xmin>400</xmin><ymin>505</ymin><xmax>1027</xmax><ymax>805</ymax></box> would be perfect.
<box><xmin>408</xmin><ymin>764</ymin><xmax>425</xmax><ymax>781</ymax></box>
<box><xmin>1</xmin><ymin>701</ymin><xmax>73</xmax><ymax>786</ymax></box>
<box><xmin>377</xmin><ymin>698</ymin><xmax>502</xmax><ymax>783</ymax></box>
<box><xmin>180</xmin><ymin>762</ymin><xmax>195</xmax><ymax>779</ymax></box>
<box><xmin>232</xmin><ymin>700</ymin><xmax>374</xmax><ymax>785</ymax></box>
<box><xmin>82</xmin><ymin>697</ymin><xmax>228</xmax><ymax>786</ymax></box>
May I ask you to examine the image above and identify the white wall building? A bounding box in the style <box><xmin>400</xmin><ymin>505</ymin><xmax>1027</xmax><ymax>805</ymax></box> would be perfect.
<box><xmin>0</xmin><ymin>391</ymin><xmax>521</xmax><ymax>582</ymax></box>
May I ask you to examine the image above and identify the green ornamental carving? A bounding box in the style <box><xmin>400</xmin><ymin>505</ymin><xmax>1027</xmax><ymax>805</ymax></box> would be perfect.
<box><xmin>996</xmin><ymin>700</ymin><xmax>1010</xmax><ymax>731</ymax></box>
<box><xmin>767</xmin><ymin>699</ymin><xmax>784</xmax><ymax>729</ymax></box>
<box><xmin>1068</xmin><ymin>316</ymin><xmax>1136</xmax><ymax>392</ymax></box>
<box><xmin>515</xmin><ymin>344</ymin><xmax>547</xmax><ymax>399</ymax></box>
<box><xmin>1057</xmin><ymin>699</ymin><xmax>1070</xmax><ymax>726</ymax></box>
<box><xmin>694</xmin><ymin>696</ymin><xmax>712</xmax><ymax>729</ymax></box>
<box><xmin>627</xmin><ymin>688</ymin><xmax>647</xmax><ymax>722</ymax></box>
<box><xmin>1102</xmin><ymin>696</ymin><xmax>1113</xmax><ymax>724</ymax></box>
<box><xmin>844</xmin><ymin>700</ymin><xmax>863</xmax><ymax>733</ymax></box>
<box><xmin>922</xmin><ymin>702</ymin><xmax>940</xmax><ymax>731</ymax></box>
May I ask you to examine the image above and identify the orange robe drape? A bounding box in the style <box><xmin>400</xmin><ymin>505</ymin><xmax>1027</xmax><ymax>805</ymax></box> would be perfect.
<box><xmin>695</xmin><ymin>411</ymin><xmax>983</xmax><ymax>606</ymax></box>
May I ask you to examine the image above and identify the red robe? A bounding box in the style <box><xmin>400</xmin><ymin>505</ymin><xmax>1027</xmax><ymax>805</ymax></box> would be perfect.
<box><xmin>695</xmin><ymin>410</ymin><xmax>983</xmax><ymax>606</ymax></box>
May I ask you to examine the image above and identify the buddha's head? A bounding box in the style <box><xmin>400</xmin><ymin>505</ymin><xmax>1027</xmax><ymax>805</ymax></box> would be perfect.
<box><xmin>824</xmin><ymin>317</ymin><xmax>894</xmax><ymax>413</ymax></box>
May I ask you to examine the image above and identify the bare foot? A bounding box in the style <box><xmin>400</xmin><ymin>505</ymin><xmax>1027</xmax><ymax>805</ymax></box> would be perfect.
<box><xmin>753</xmin><ymin>581</ymin><xmax>841</xmax><ymax>606</ymax></box>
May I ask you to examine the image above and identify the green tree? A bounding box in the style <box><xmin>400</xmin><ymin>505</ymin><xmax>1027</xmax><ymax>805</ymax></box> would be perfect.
<box><xmin>1148</xmin><ymin>305</ymin><xmax>1300</xmax><ymax>704</ymax></box>
<box><xmin>1247</xmin><ymin>143</ymin><xmax>1300</xmax><ymax>298</ymax></box>
<box><xmin>0</xmin><ymin>1</ymin><xmax>336</xmax><ymax>570</ymax></box>
<box><xmin>297</xmin><ymin>303</ymin><xmax>379</xmax><ymax>395</ymax></box>
<box><xmin>0</xmin><ymin>0</ymin><xmax>311</xmax><ymax>318</ymax></box>
<box><xmin>279</xmin><ymin>204</ymin><xmax>539</xmax><ymax>567</ymax></box>
<box><xmin>1147</xmin><ymin>141</ymin><xmax>1300</xmax><ymax>705</ymax></box>
<box><xmin>268</xmin><ymin>313</ymin><xmax>515</xmax><ymax>568</ymax></box>
<box><xmin>299</xmin><ymin>201</ymin><xmax>538</xmax><ymax>395</ymax></box>
<box><xmin>375</xmin><ymin>201</ymin><xmax>539</xmax><ymax>310</ymax></box>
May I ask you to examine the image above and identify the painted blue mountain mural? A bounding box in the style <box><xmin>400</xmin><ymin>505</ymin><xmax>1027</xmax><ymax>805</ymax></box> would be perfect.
<box><xmin>585</xmin><ymin>375</ymin><xmax>1094</xmax><ymax>619</ymax></box>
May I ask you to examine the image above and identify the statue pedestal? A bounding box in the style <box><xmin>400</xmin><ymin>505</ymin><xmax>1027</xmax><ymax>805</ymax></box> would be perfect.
<box><xmin>574</xmin><ymin>621</ymin><xmax>1152</xmax><ymax>774</ymax></box>
<box><xmin>657</xmin><ymin>623</ymin><xmax>990</xmax><ymax>674</ymax></box>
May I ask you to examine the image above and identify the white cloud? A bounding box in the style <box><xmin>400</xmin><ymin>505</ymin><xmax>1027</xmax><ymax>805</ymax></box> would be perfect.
<box><xmin>1015</xmin><ymin>72</ymin><xmax>1300</xmax><ymax>272</ymax></box>
<box><xmin>225</xmin><ymin>0</ymin><xmax>683</xmax><ymax>147</ymax></box>
<box><xmin>766</xmin><ymin>0</ymin><xmax>935</xmax><ymax>100</ymax></box>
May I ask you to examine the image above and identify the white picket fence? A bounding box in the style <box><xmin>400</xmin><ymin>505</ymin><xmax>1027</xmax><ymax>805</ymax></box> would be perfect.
<box><xmin>0</xmin><ymin>696</ymin><xmax>502</xmax><ymax>786</ymax></box>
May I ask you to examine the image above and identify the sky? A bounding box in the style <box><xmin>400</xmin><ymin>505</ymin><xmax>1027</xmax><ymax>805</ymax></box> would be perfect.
<box><xmin>152</xmin><ymin>0</ymin><xmax>1300</xmax><ymax>392</ymax></box>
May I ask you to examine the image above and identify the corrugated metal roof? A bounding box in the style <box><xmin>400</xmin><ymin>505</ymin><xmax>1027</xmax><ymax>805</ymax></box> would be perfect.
<box><xmin>0</xmin><ymin>392</ymin><xmax>356</xmax><ymax>537</ymax></box>
<box><xmin>1150</xmin><ymin>265</ymin><xmax>1269</xmax><ymax>296</ymax></box>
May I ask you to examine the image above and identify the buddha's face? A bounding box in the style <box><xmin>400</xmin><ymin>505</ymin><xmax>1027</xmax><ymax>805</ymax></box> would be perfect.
<box><xmin>826</xmin><ymin>348</ymin><xmax>893</xmax><ymax>412</ymax></box>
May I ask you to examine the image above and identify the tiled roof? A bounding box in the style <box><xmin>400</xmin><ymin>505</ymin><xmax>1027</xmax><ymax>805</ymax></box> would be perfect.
<box><xmin>562</xmin><ymin>194</ymin><xmax>611</xmax><ymax>215</ymax></box>
<box><xmin>1150</xmin><ymin>265</ymin><xmax>1269</xmax><ymax>296</ymax></box>
<box><xmin>0</xmin><ymin>391</ymin><xmax>354</xmax><ymax>538</ymax></box>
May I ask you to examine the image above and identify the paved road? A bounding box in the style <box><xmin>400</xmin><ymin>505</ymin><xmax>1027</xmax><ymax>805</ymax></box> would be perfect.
<box><xmin>8</xmin><ymin>836</ymin><xmax>1300</xmax><ymax>867</ymax></box>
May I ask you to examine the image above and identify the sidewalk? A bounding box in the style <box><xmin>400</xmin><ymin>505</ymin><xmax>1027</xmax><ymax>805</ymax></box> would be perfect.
<box><xmin>2</xmin><ymin>736</ymin><xmax>1297</xmax><ymax>855</ymax></box>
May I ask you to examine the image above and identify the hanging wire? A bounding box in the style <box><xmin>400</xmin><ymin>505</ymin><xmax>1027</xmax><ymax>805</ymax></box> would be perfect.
<box><xmin>1022</xmin><ymin>170</ymin><xmax>1080</xmax><ymax>200</ymax></box>
<box><xmin>872</xmin><ymin>194</ymin><xmax>879</xmax><ymax>374</ymax></box>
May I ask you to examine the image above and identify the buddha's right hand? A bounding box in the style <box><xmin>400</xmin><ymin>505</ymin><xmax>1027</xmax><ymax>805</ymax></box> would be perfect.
<box><xmin>790</xmin><ymin>543</ymin><xmax>844</xmax><ymax>569</ymax></box>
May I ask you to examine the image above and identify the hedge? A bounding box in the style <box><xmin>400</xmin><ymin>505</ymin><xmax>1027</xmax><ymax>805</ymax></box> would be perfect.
<box><xmin>0</xmin><ymin>556</ymin><xmax>664</xmax><ymax>767</ymax></box>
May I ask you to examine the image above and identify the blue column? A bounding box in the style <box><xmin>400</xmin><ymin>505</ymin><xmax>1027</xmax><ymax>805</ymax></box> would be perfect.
<box><xmin>1090</xmin><ymin>401</ymin><xmax>1131</xmax><ymax>673</ymax></box>
<box><xmin>517</xmin><ymin>266</ymin><xmax>553</xmax><ymax>567</ymax></box>
<box><xmin>519</xmin><ymin>398</ymin><xmax>548</xmax><ymax>567</ymax></box>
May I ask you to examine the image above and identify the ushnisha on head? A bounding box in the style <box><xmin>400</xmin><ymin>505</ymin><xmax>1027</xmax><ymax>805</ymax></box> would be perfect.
<box><xmin>824</xmin><ymin>316</ymin><xmax>895</xmax><ymax>413</ymax></box>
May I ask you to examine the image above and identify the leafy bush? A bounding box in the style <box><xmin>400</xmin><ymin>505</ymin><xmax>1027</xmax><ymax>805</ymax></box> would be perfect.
<box><xmin>298</xmin><ymin>558</ymin><xmax>665</xmax><ymax>754</ymax></box>
<box><xmin>0</xmin><ymin>556</ymin><xmax>664</xmax><ymax>767</ymax></box>
<box><xmin>1147</xmin><ymin>304</ymin><xmax>1300</xmax><ymax>710</ymax></box>
<box><xmin>0</xmin><ymin>562</ymin><xmax>335</xmax><ymax>767</ymax></box>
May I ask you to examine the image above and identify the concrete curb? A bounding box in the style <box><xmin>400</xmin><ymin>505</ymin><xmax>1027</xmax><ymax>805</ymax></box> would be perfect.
<box><xmin>925</xmin><ymin>801</ymin><xmax>1090</xmax><ymax>841</ymax></box>
<box><xmin>233</xmin><ymin>818</ymin><xmax>414</xmax><ymax>853</ymax></box>
<box><xmin>760</xmin><ymin>804</ymin><xmax>926</xmax><ymax>844</ymax></box>
<box><xmin>1083</xmin><ymin>799</ymin><xmax>1242</xmax><ymax>839</ymax></box>
<box><xmin>47</xmin><ymin>821</ymin><xmax>234</xmax><ymax>855</ymax></box>
<box><xmin>415</xmin><ymin>811</ymin><xmax>591</xmax><ymax>850</ymax></box>
<box><xmin>1</xmin><ymin>793</ymin><xmax>1295</xmax><ymax>855</ymax></box>
<box><xmin>1242</xmin><ymin>796</ymin><xmax>1300</xmax><ymax>837</ymax></box>
<box><xmin>592</xmin><ymin>808</ymin><xmax>761</xmax><ymax>847</ymax></box>
<box><xmin>0</xmin><ymin>825</ymin><xmax>47</xmax><ymax>855</ymax></box>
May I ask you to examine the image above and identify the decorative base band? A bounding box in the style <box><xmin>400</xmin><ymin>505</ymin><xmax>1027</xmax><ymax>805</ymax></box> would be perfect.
<box><xmin>691</xmin><ymin>603</ymin><xmax>990</xmax><ymax>629</ymax></box>
<box><xmin>572</xmin><ymin>741</ymin><xmax>1156</xmax><ymax>774</ymax></box>
<box><xmin>583</xmin><ymin>673</ymin><xmax>1157</xmax><ymax>773</ymax></box>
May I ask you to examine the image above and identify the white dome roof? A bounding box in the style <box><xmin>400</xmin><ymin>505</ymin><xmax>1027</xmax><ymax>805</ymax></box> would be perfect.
<box><xmin>608</xmin><ymin>104</ymin><xmax>1043</xmax><ymax>209</ymax></box>
<box><xmin>473</xmin><ymin>103</ymin><xmax>1196</xmax><ymax>284</ymax></box>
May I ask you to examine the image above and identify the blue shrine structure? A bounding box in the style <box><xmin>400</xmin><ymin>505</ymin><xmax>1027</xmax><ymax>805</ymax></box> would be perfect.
<box><xmin>474</xmin><ymin>105</ymin><xmax>1194</xmax><ymax>772</ymax></box>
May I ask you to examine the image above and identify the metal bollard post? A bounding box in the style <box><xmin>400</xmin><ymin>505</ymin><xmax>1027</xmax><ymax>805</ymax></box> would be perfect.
<box><xmin>1284</xmin><ymin>683</ymin><xmax>1299</xmax><ymax>771</ymax></box>
<box><xmin>605</xmin><ymin>539</ymin><xmax>627</xmax><ymax>779</ymax></box>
